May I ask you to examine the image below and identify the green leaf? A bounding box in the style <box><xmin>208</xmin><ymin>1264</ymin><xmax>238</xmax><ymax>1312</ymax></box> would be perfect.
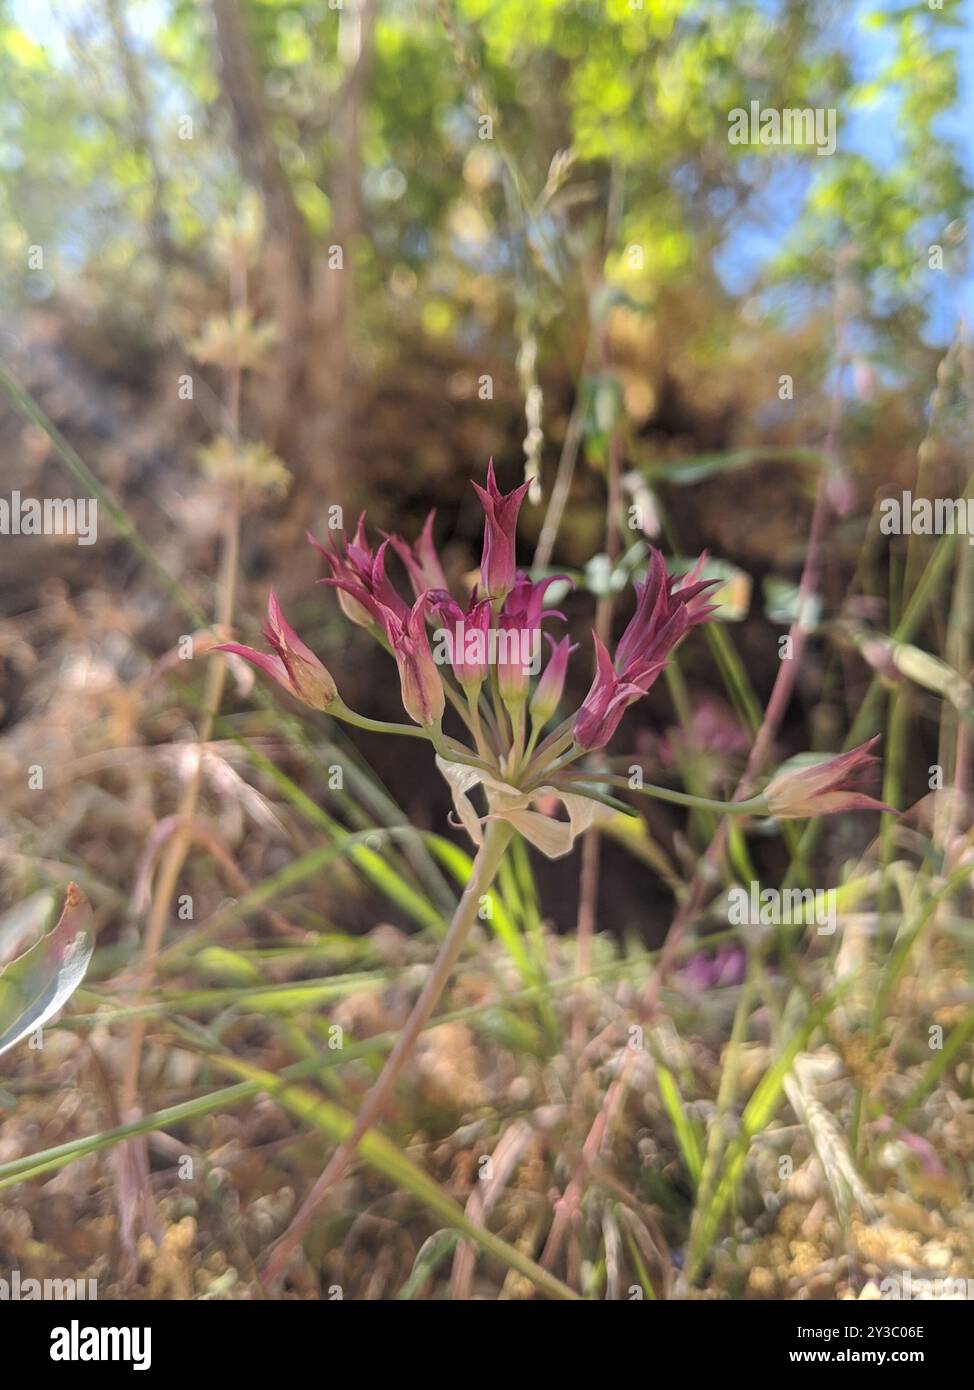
<box><xmin>194</xmin><ymin>946</ymin><xmax>263</xmax><ymax>986</ymax></box>
<box><xmin>656</xmin><ymin>1063</ymin><xmax>704</xmax><ymax>1187</ymax></box>
<box><xmin>0</xmin><ymin>885</ymin><xmax>93</xmax><ymax>1058</ymax></box>
<box><xmin>675</xmin><ymin>555</ymin><xmax>752</xmax><ymax>622</ymax></box>
<box><xmin>687</xmin><ymin>990</ymin><xmax>838</xmax><ymax>1279</ymax></box>
<box><xmin>216</xmin><ymin>1056</ymin><xmax>579</xmax><ymax>1301</ymax></box>
<box><xmin>0</xmin><ymin>889</ymin><xmax>56</xmax><ymax>968</ymax></box>
<box><xmin>763</xmin><ymin>576</ymin><xmax>821</xmax><ymax>628</ymax></box>
<box><xmin>640</xmin><ymin>447</ymin><xmax>824</xmax><ymax>487</ymax></box>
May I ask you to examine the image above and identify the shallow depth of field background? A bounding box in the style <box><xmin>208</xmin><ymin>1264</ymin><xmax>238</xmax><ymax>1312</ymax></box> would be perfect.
<box><xmin>0</xmin><ymin>0</ymin><xmax>972</xmax><ymax>1300</ymax></box>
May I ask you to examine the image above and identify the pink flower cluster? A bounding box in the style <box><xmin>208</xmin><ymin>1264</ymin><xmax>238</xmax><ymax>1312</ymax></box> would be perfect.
<box><xmin>214</xmin><ymin>459</ymin><xmax>890</xmax><ymax>821</ymax></box>
<box><xmin>218</xmin><ymin>461</ymin><xmax>721</xmax><ymax>755</ymax></box>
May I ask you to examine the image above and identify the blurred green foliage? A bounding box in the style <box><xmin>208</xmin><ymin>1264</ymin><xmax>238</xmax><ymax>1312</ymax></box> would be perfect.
<box><xmin>0</xmin><ymin>0</ymin><xmax>968</xmax><ymax>373</ymax></box>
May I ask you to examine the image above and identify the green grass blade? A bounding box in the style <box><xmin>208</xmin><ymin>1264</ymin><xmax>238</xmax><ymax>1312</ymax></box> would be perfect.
<box><xmin>215</xmin><ymin>1056</ymin><xmax>578</xmax><ymax>1300</ymax></box>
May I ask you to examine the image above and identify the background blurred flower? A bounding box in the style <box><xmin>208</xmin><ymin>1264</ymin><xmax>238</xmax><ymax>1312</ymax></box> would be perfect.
<box><xmin>679</xmin><ymin>942</ymin><xmax>747</xmax><ymax>991</ymax></box>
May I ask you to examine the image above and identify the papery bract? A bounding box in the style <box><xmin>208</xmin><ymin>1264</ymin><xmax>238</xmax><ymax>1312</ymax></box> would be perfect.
<box><xmin>435</xmin><ymin>756</ymin><xmax>616</xmax><ymax>859</ymax></box>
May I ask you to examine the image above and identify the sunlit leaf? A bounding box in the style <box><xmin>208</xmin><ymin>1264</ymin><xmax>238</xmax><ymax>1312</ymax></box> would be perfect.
<box><xmin>0</xmin><ymin>885</ymin><xmax>93</xmax><ymax>1058</ymax></box>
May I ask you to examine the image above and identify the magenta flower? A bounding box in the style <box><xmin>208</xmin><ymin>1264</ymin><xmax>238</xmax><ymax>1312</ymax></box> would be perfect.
<box><xmin>671</xmin><ymin>551</ymin><xmax>723</xmax><ymax>625</ymax></box>
<box><xmin>657</xmin><ymin>697</ymin><xmax>749</xmax><ymax>771</ymax></box>
<box><xmin>316</xmin><ymin>536</ymin><xmax>410</xmax><ymax>630</ymax></box>
<box><xmin>383</xmin><ymin>593</ymin><xmax>445</xmax><ymax>727</ymax></box>
<box><xmin>367</xmin><ymin>540</ymin><xmax>413</xmax><ymax>622</ymax></box>
<box><xmin>496</xmin><ymin>572</ymin><xmax>565</xmax><ymax>705</ymax></box>
<box><xmin>471</xmin><ymin>458</ymin><xmax>531</xmax><ymax>601</ymax></box>
<box><xmin>215</xmin><ymin>591</ymin><xmax>337</xmax><ymax>711</ymax></box>
<box><xmin>573</xmin><ymin>549</ymin><xmax>718</xmax><ymax>750</ymax></box>
<box><xmin>427</xmin><ymin>589</ymin><xmax>493</xmax><ymax>691</ymax></box>
<box><xmin>614</xmin><ymin>549</ymin><xmax>717</xmax><ymax>688</ymax></box>
<box><xmin>680</xmin><ymin>942</ymin><xmax>747</xmax><ymax>991</ymax></box>
<box><xmin>530</xmin><ymin>634</ymin><xmax>578</xmax><ymax>724</ymax></box>
<box><xmin>310</xmin><ymin>523</ymin><xmax>443</xmax><ymax>725</ymax></box>
<box><xmin>764</xmin><ymin>737</ymin><xmax>895</xmax><ymax>819</ymax></box>
<box><xmin>308</xmin><ymin>516</ymin><xmax>383</xmax><ymax>629</ymax></box>
<box><xmin>386</xmin><ymin>511</ymin><xmax>448</xmax><ymax>600</ymax></box>
<box><xmin>573</xmin><ymin>635</ymin><xmax>646</xmax><ymax>751</ymax></box>
<box><xmin>309</xmin><ymin>517</ymin><xmax>414</xmax><ymax>629</ymax></box>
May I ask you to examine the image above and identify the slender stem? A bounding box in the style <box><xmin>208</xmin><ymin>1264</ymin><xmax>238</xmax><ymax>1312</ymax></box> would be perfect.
<box><xmin>262</xmin><ymin>818</ymin><xmax>515</xmax><ymax>1290</ymax></box>
<box><xmin>477</xmin><ymin>688</ymin><xmax>502</xmax><ymax>752</ymax></box>
<box><xmin>430</xmin><ymin>727</ymin><xmax>495</xmax><ymax>774</ymax></box>
<box><xmin>571</xmin><ymin>345</ymin><xmax>624</xmax><ymax>1050</ymax></box>
<box><xmin>523</xmin><ymin>716</ymin><xmax>542</xmax><ymax>765</ymax></box>
<box><xmin>328</xmin><ymin>698</ymin><xmax>434</xmax><ymax>741</ymax></box>
<box><xmin>556</xmin><ymin>773</ymin><xmax>769</xmax><ymax>816</ymax></box>
<box><xmin>116</xmin><ymin>244</ymin><xmax>247</xmax><ymax>1256</ymax></box>
<box><xmin>533</xmin><ymin>368</ymin><xmax>590</xmax><ymax>572</ymax></box>
<box><xmin>529</xmin><ymin>714</ymin><xmax>575</xmax><ymax>767</ymax></box>
<box><xmin>506</xmin><ymin>699</ymin><xmax>526</xmax><ymax>776</ymax></box>
<box><xmin>487</xmin><ymin>662</ymin><xmax>510</xmax><ymax>748</ymax></box>
<box><xmin>466</xmin><ymin>687</ymin><xmax>491</xmax><ymax>760</ymax></box>
<box><xmin>529</xmin><ymin>742</ymin><xmax>583</xmax><ymax>784</ymax></box>
<box><xmin>333</xmin><ymin>701</ymin><xmax>492</xmax><ymax>773</ymax></box>
<box><xmin>523</xmin><ymin>726</ymin><xmax>576</xmax><ymax>785</ymax></box>
<box><xmin>441</xmin><ymin>671</ymin><xmax>479</xmax><ymax>735</ymax></box>
<box><xmin>372</xmin><ymin>626</ymin><xmax>474</xmax><ymax>735</ymax></box>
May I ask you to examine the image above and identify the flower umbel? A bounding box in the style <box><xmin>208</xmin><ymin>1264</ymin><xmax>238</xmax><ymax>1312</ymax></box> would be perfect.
<box><xmin>244</xmin><ymin>460</ymin><xmax>896</xmax><ymax>1292</ymax></box>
